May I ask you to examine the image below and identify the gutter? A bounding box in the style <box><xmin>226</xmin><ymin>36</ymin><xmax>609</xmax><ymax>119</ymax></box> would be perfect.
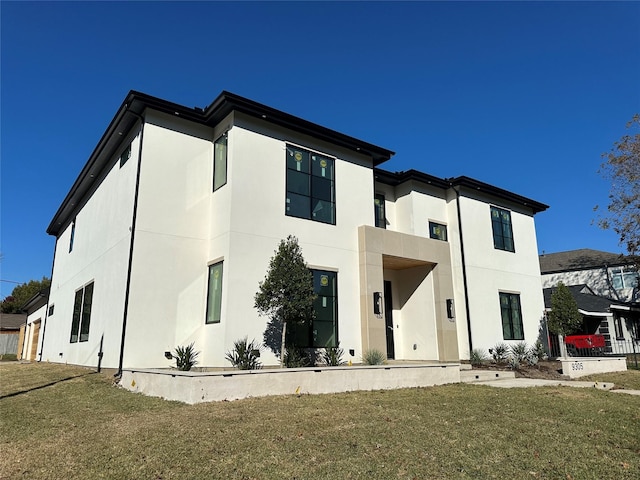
<box><xmin>453</xmin><ymin>186</ymin><xmax>473</xmax><ymax>353</ymax></box>
<box><xmin>116</xmin><ymin>110</ymin><xmax>145</xmax><ymax>378</ymax></box>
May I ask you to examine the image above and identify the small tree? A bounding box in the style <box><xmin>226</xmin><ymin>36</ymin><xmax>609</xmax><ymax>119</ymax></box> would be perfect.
<box><xmin>547</xmin><ymin>282</ymin><xmax>582</xmax><ymax>337</ymax></box>
<box><xmin>254</xmin><ymin>236</ymin><xmax>316</xmax><ymax>367</ymax></box>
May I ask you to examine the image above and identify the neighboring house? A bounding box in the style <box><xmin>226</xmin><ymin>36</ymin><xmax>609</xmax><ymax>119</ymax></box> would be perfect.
<box><xmin>0</xmin><ymin>313</ymin><xmax>26</xmax><ymax>356</ymax></box>
<box><xmin>542</xmin><ymin>284</ymin><xmax>639</xmax><ymax>355</ymax></box>
<box><xmin>40</xmin><ymin>90</ymin><xmax>548</xmax><ymax>371</ymax></box>
<box><xmin>18</xmin><ymin>289</ymin><xmax>49</xmax><ymax>361</ymax></box>
<box><xmin>540</xmin><ymin>249</ymin><xmax>639</xmax><ymax>303</ymax></box>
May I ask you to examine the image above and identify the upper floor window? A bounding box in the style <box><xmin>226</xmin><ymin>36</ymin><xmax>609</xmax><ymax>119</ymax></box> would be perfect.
<box><xmin>611</xmin><ymin>267</ymin><xmax>638</xmax><ymax>290</ymax></box>
<box><xmin>499</xmin><ymin>292</ymin><xmax>523</xmax><ymax>340</ymax></box>
<box><xmin>374</xmin><ymin>194</ymin><xmax>386</xmax><ymax>228</ymax></box>
<box><xmin>491</xmin><ymin>206</ymin><xmax>514</xmax><ymax>252</ymax></box>
<box><xmin>119</xmin><ymin>143</ymin><xmax>131</xmax><ymax>167</ymax></box>
<box><xmin>70</xmin><ymin>282</ymin><xmax>94</xmax><ymax>343</ymax></box>
<box><xmin>285</xmin><ymin>146</ymin><xmax>335</xmax><ymax>225</ymax></box>
<box><xmin>213</xmin><ymin>133</ymin><xmax>228</xmax><ymax>191</ymax></box>
<box><xmin>429</xmin><ymin>221</ymin><xmax>448</xmax><ymax>241</ymax></box>
<box><xmin>69</xmin><ymin>219</ymin><xmax>76</xmax><ymax>253</ymax></box>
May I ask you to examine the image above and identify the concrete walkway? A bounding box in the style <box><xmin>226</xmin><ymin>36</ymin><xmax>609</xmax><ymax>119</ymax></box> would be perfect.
<box><xmin>467</xmin><ymin>376</ymin><xmax>640</xmax><ymax>395</ymax></box>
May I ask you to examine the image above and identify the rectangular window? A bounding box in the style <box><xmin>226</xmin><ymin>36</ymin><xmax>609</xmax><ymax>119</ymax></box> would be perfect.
<box><xmin>613</xmin><ymin>314</ymin><xmax>624</xmax><ymax>340</ymax></box>
<box><xmin>70</xmin><ymin>282</ymin><xmax>94</xmax><ymax>343</ymax></box>
<box><xmin>491</xmin><ymin>206</ymin><xmax>514</xmax><ymax>252</ymax></box>
<box><xmin>48</xmin><ymin>304</ymin><xmax>54</xmax><ymax>316</ymax></box>
<box><xmin>611</xmin><ymin>267</ymin><xmax>638</xmax><ymax>290</ymax></box>
<box><xmin>429</xmin><ymin>221</ymin><xmax>448</xmax><ymax>241</ymax></box>
<box><xmin>119</xmin><ymin>143</ymin><xmax>132</xmax><ymax>167</ymax></box>
<box><xmin>205</xmin><ymin>262</ymin><xmax>223</xmax><ymax>324</ymax></box>
<box><xmin>285</xmin><ymin>146</ymin><xmax>335</xmax><ymax>225</ymax></box>
<box><xmin>500</xmin><ymin>292</ymin><xmax>523</xmax><ymax>340</ymax></box>
<box><xmin>69</xmin><ymin>218</ymin><xmax>76</xmax><ymax>253</ymax></box>
<box><xmin>374</xmin><ymin>194</ymin><xmax>386</xmax><ymax>228</ymax></box>
<box><xmin>290</xmin><ymin>270</ymin><xmax>338</xmax><ymax>348</ymax></box>
<box><xmin>213</xmin><ymin>133</ymin><xmax>228</xmax><ymax>191</ymax></box>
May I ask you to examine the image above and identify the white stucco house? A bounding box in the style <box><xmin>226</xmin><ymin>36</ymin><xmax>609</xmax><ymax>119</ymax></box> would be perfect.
<box><xmin>38</xmin><ymin>90</ymin><xmax>549</xmax><ymax>372</ymax></box>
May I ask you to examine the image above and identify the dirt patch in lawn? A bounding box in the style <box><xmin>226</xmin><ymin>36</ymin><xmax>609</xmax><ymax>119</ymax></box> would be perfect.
<box><xmin>472</xmin><ymin>360</ymin><xmax>568</xmax><ymax>380</ymax></box>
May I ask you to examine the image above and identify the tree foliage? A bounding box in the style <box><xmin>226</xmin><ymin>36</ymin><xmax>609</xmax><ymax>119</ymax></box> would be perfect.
<box><xmin>254</xmin><ymin>235</ymin><xmax>316</xmax><ymax>367</ymax></box>
<box><xmin>597</xmin><ymin>114</ymin><xmax>640</xmax><ymax>261</ymax></box>
<box><xmin>547</xmin><ymin>282</ymin><xmax>582</xmax><ymax>337</ymax></box>
<box><xmin>1</xmin><ymin>277</ymin><xmax>50</xmax><ymax>313</ymax></box>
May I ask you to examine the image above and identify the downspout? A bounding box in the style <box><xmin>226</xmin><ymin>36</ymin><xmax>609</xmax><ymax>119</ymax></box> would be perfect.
<box><xmin>116</xmin><ymin>110</ymin><xmax>145</xmax><ymax>378</ymax></box>
<box><xmin>38</xmin><ymin>238</ymin><xmax>58</xmax><ymax>362</ymax></box>
<box><xmin>454</xmin><ymin>186</ymin><xmax>473</xmax><ymax>353</ymax></box>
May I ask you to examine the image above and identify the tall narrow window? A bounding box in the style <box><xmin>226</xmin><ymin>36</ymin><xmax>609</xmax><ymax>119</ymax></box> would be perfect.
<box><xmin>500</xmin><ymin>292</ymin><xmax>523</xmax><ymax>340</ymax></box>
<box><xmin>206</xmin><ymin>262</ymin><xmax>223</xmax><ymax>324</ymax></box>
<box><xmin>119</xmin><ymin>143</ymin><xmax>131</xmax><ymax>167</ymax></box>
<box><xmin>69</xmin><ymin>219</ymin><xmax>76</xmax><ymax>253</ymax></box>
<box><xmin>289</xmin><ymin>270</ymin><xmax>338</xmax><ymax>348</ymax></box>
<box><xmin>374</xmin><ymin>194</ymin><xmax>386</xmax><ymax>228</ymax></box>
<box><xmin>285</xmin><ymin>145</ymin><xmax>335</xmax><ymax>225</ymax></box>
<box><xmin>213</xmin><ymin>133</ymin><xmax>228</xmax><ymax>191</ymax></box>
<box><xmin>491</xmin><ymin>206</ymin><xmax>514</xmax><ymax>252</ymax></box>
<box><xmin>70</xmin><ymin>282</ymin><xmax>94</xmax><ymax>343</ymax></box>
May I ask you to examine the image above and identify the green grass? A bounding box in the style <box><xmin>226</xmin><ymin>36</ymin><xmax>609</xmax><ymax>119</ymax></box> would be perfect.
<box><xmin>1</xmin><ymin>363</ymin><xmax>639</xmax><ymax>479</ymax></box>
<box><xmin>0</xmin><ymin>353</ymin><xmax>17</xmax><ymax>362</ymax></box>
<box><xmin>580</xmin><ymin>369</ymin><xmax>640</xmax><ymax>390</ymax></box>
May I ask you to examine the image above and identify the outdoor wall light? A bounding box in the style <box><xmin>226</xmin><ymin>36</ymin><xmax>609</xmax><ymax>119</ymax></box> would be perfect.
<box><xmin>164</xmin><ymin>351</ymin><xmax>173</xmax><ymax>360</ymax></box>
<box><xmin>349</xmin><ymin>349</ymin><xmax>355</xmax><ymax>357</ymax></box>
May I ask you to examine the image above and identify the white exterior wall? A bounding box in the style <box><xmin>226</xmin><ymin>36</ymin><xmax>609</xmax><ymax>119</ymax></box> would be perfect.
<box><xmin>542</xmin><ymin>268</ymin><xmax>638</xmax><ymax>303</ymax></box>
<box><xmin>459</xmin><ymin>195</ymin><xmax>545</xmax><ymax>354</ymax></box>
<box><xmin>42</xmin><ymin>130</ymin><xmax>140</xmax><ymax>367</ymax></box>
<box><xmin>123</xmin><ymin>112</ymin><xmax>213</xmax><ymax>369</ymax></box>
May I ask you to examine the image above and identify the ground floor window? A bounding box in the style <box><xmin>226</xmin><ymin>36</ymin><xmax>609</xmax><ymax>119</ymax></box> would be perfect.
<box><xmin>499</xmin><ymin>292</ymin><xmax>523</xmax><ymax>340</ymax></box>
<box><xmin>289</xmin><ymin>269</ymin><xmax>338</xmax><ymax>348</ymax></box>
<box><xmin>70</xmin><ymin>282</ymin><xmax>94</xmax><ymax>343</ymax></box>
<box><xmin>206</xmin><ymin>261</ymin><xmax>223</xmax><ymax>324</ymax></box>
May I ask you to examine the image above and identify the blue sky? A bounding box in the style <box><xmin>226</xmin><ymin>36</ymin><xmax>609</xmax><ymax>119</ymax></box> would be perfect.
<box><xmin>1</xmin><ymin>1</ymin><xmax>639</xmax><ymax>298</ymax></box>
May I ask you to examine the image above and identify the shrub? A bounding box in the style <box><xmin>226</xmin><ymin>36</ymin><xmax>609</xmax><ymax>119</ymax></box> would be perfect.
<box><xmin>529</xmin><ymin>341</ymin><xmax>548</xmax><ymax>361</ymax></box>
<box><xmin>470</xmin><ymin>348</ymin><xmax>488</xmax><ymax>366</ymax></box>
<box><xmin>284</xmin><ymin>346</ymin><xmax>316</xmax><ymax>368</ymax></box>
<box><xmin>322</xmin><ymin>343</ymin><xmax>345</xmax><ymax>366</ymax></box>
<box><xmin>491</xmin><ymin>343</ymin><xmax>509</xmax><ymax>364</ymax></box>
<box><xmin>173</xmin><ymin>342</ymin><xmax>199</xmax><ymax>371</ymax></box>
<box><xmin>225</xmin><ymin>337</ymin><xmax>262</xmax><ymax>370</ymax></box>
<box><xmin>507</xmin><ymin>356</ymin><xmax>521</xmax><ymax>370</ymax></box>
<box><xmin>362</xmin><ymin>349</ymin><xmax>386</xmax><ymax>365</ymax></box>
<box><xmin>509</xmin><ymin>342</ymin><xmax>529</xmax><ymax>363</ymax></box>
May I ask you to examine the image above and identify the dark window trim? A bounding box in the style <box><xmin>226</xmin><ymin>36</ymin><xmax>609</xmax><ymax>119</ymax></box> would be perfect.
<box><xmin>69</xmin><ymin>218</ymin><xmax>76</xmax><ymax>253</ymax></box>
<box><xmin>374</xmin><ymin>193</ymin><xmax>386</xmax><ymax>229</ymax></box>
<box><xmin>213</xmin><ymin>132</ymin><xmax>228</xmax><ymax>192</ymax></box>
<box><xmin>205</xmin><ymin>261</ymin><xmax>224</xmax><ymax>324</ymax></box>
<box><xmin>70</xmin><ymin>281</ymin><xmax>94</xmax><ymax>343</ymax></box>
<box><xmin>285</xmin><ymin>144</ymin><xmax>336</xmax><ymax>225</ymax></box>
<box><xmin>491</xmin><ymin>206</ymin><xmax>515</xmax><ymax>252</ymax></box>
<box><xmin>499</xmin><ymin>292</ymin><xmax>524</xmax><ymax>340</ymax></box>
<box><xmin>429</xmin><ymin>221</ymin><xmax>448</xmax><ymax>241</ymax></box>
<box><xmin>119</xmin><ymin>143</ymin><xmax>132</xmax><ymax>168</ymax></box>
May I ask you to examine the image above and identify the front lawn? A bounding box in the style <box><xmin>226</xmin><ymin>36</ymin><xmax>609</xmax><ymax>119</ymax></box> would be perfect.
<box><xmin>1</xmin><ymin>363</ymin><xmax>638</xmax><ymax>479</ymax></box>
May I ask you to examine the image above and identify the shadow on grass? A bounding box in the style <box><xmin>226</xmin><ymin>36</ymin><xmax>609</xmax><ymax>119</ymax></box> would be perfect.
<box><xmin>0</xmin><ymin>372</ymin><xmax>96</xmax><ymax>400</ymax></box>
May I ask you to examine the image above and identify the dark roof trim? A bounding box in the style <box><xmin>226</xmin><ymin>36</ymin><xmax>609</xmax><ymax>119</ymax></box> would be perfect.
<box><xmin>48</xmin><ymin>91</ymin><xmax>395</xmax><ymax>236</ymax></box>
<box><xmin>20</xmin><ymin>288</ymin><xmax>50</xmax><ymax>313</ymax></box>
<box><xmin>375</xmin><ymin>169</ymin><xmax>548</xmax><ymax>214</ymax></box>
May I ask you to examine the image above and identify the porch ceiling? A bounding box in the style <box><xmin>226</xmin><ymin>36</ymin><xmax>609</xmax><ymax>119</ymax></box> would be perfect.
<box><xmin>382</xmin><ymin>254</ymin><xmax>434</xmax><ymax>270</ymax></box>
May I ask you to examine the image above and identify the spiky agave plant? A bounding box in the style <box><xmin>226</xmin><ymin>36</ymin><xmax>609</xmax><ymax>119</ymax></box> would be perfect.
<box><xmin>225</xmin><ymin>337</ymin><xmax>262</xmax><ymax>370</ymax></box>
<box><xmin>173</xmin><ymin>342</ymin><xmax>200</xmax><ymax>371</ymax></box>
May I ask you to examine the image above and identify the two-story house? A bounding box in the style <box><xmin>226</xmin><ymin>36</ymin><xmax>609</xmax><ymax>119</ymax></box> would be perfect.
<box><xmin>39</xmin><ymin>91</ymin><xmax>548</xmax><ymax>371</ymax></box>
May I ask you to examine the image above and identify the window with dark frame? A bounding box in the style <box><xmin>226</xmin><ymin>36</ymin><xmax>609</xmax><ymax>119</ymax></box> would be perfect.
<box><xmin>429</xmin><ymin>221</ymin><xmax>448</xmax><ymax>241</ymax></box>
<box><xmin>374</xmin><ymin>194</ymin><xmax>386</xmax><ymax>228</ymax></box>
<box><xmin>285</xmin><ymin>146</ymin><xmax>335</xmax><ymax>225</ymax></box>
<box><xmin>213</xmin><ymin>133</ymin><xmax>228</xmax><ymax>191</ymax></box>
<box><xmin>205</xmin><ymin>262</ymin><xmax>223</xmax><ymax>324</ymax></box>
<box><xmin>613</xmin><ymin>314</ymin><xmax>625</xmax><ymax>340</ymax></box>
<box><xmin>491</xmin><ymin>206</ymin><xmax>515</xmax><ymax>252</ymax></box>
<box><xmin>119</xmin><ymin>143</ymin><xmax>132</xmax><ymax>167</ymax></box>
<box><xmin>499</xmin><ymin>292</ymin><xmax>524</xmax><ymax>340</ymax></box>
<box><xmin>289</xmin><ymin>269</ymin><xmax>338</xmax><ymax>348</ymax></box>
<box><xmin>70</xmin><ymin>282</ymin><xmax>94</xmax><ymax>343</ymax></box>
<box><xmin>69</xmin><ymin>219</ymin><xmax>76</xmax><ymax>253</ymax></box>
